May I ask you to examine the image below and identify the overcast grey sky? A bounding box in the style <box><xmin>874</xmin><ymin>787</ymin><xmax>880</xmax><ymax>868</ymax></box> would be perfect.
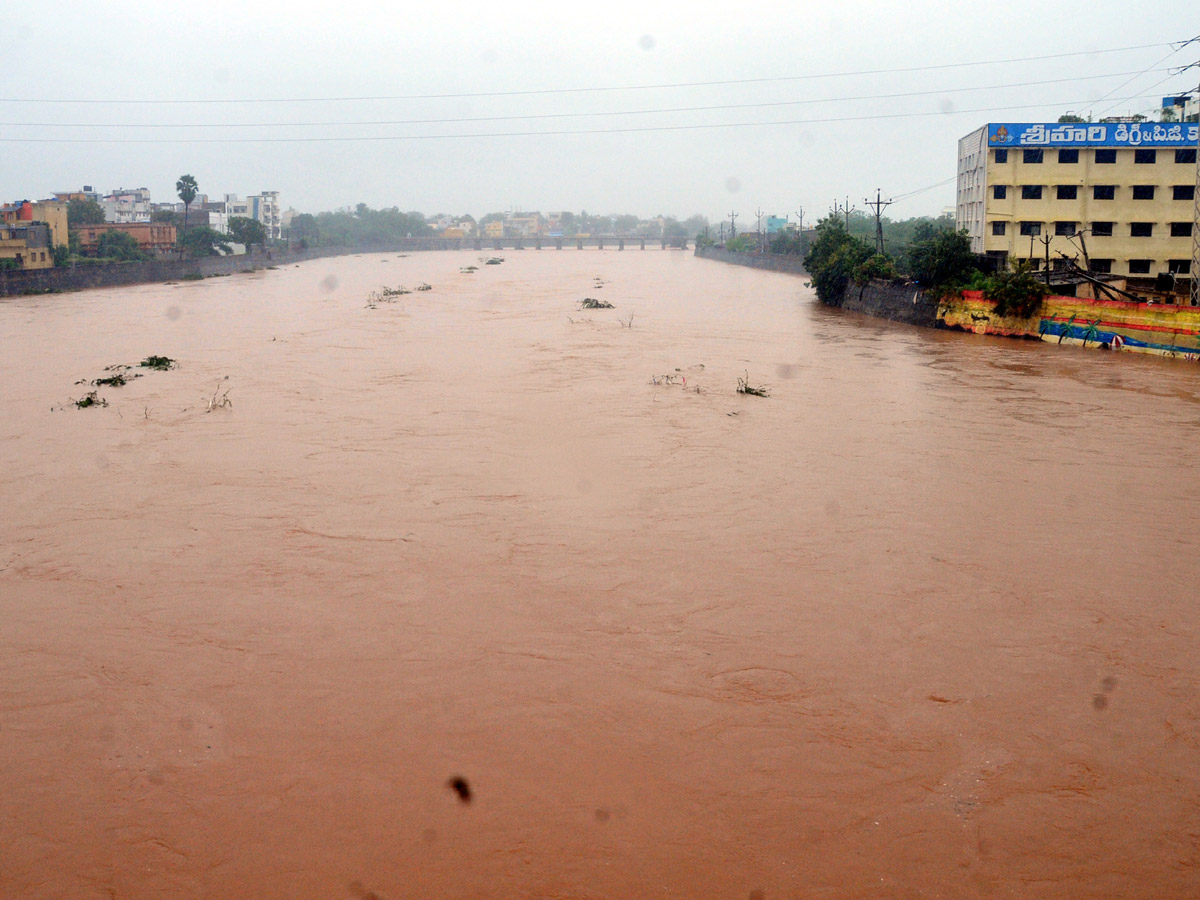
<box><xmin>3</xmin><ymin>1</ymin><xmax>1197</xmax><ymax>222</ymax></box>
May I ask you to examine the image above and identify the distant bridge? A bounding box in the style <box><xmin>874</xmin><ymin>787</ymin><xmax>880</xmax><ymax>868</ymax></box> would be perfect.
<box><xmin>363</xmin><ymin>235</ymin><xmax>690</xmax><ymax>252</ymax></box>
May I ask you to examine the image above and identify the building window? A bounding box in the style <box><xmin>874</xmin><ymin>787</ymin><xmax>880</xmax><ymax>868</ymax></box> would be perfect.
<box><xmin>1021</xmin><ymin>185</ymin><xmax>1043</xmax><ymax>200</ymax></box>
<box><xmin>1091</xmin><ymin>221</ymin><xmax>1114</xmax><ymax>236</ymax></box>
<box><xmin>1056</xmin><ymin>185</ymin><xmax>1078</xmax><ymax>200</ymax></box>
<box><xmin>1095</xmin><ymin>149</ymin><xmax>1117</xmax><ymax>164</ymax></box>
<box><xmin>1128</xmin><ymin>259</ymin><xmax>1152</xmax><ymax>274</ymax></box>
<box><xmin>994</xmin><ymin>148</ymin><xmax>1008</xmax><ymax>163</ymax></box>
<box><xmin>1171</xmin><ymin>222</ymin><xmax>1193</xmax><ymax>237</ymax></box>
<box><xmin>1019</xmin><ymin>221</ymin><xmax>1042</xmax><ymax>236</ymax></box>
<box><xmin>1168</xmin><ymin>259</ymin><xmax>1192</xmax><ymax>274</ymax></box>
<box><xmin>1134</xmin><ymin>148</ymin><xmax>1157</xmax><ymax>164</ymax></box>
<box><xmin>1058</xmin><ymin>148</ymin><xmax>1079</xmax><ymax>164</ymax></box>
<box><xmin>1130</xmin><ymin>223</ymin><xmax>1153</xmax><ymax>237</ymax></box>
<box><xmin>1177</xmin><ymin>149</ymin><xmax>1197</xmax><ymax>164</ymax></box>
<box><xmin>1023</xmin><ymin>148</ymin><xmax>1044</xmax><ymax>164</ymax></box>
<box><xmin>993</xmin><ymin>184</ymin><xmax>1007</xmax><ymax>200</ymax></box>
<box><xmin>1174</xmin><ymin>185</ymin><xmax>1195</xmax><ymax>201</ymax></box>
<box><xmin>1132</xmin><ymin>185</ymin><xmax>1155</xmax><ymax>200</ymax></box>
<box><xmin>992</xmin><ymin>221</ymin><xmax>1007</xmax><ymax>235</ymax></box>
<box><xmin>1093</xmin><ymin>185</ymin><xmax>1115</xmax><ymax>200</ymax></box>
<box><xmin>1090</xmin><ymin>259</ymin><xmax>1113</xmax><ymax>274</ymax></box>
<box><xmin>1055</xmin><ymin>222</ymin><xmax>1077</xmax><ymax>236</ymax></box>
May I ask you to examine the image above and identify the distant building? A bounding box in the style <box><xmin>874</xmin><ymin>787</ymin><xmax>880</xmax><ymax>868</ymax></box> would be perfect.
<box><xmin>101</xmin><ymin>187</ymin><xmax>152</xmax><ymax>223</ymax></box>
<box><xmin>52</xmin><ymin>185</ymin><xmax>101</xmax><ymax>204</ymax></box>
<box><xmin>483</xmin><ymin>221</ymin><xmax>504</xmax><ymax>238</ymax></box>
<box><xmin>766</xmin><ymin>216</ymin><xmax>790</xmax><ymax>234</ymax></box>
<box><xmin>957</xmin><ymin>121</ymin><xmax>1199</xmax><ymax>283</ymax></box>
<box><xmin>2</xmin><ymin>199</ymin><xmax>69</xmax><ymax>248</ymax></box>
<box><xmin>0</xmin><ymin>222</ymin><xmax>53</xmax><ymax>269</ymax></box>
<box><xmin>224</xmin><ymin>191</ymin><xmax>282</xmax><ymax>240</ymax></box>
<box><xmin>74</xmin><ymin>222</ymin><xmax>176</xmax><ymax>256</ymax></box>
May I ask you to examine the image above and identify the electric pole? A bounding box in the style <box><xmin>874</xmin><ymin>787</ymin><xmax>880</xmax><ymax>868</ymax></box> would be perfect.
<box><xmin>794</xmin><ymin>207</ymin><xmax>804</xmax><ymax>233</ymax></box>
<box><xmin>728</xmin><ymin>211</ymin><xmax>738</xmax><ymax>240</ymax></box>
<box><xmin>1039</xmin><ymin>233</ymin><xmax>1053</xmax><ymax>287</ymax></box>
<box><xmin>864</xmin><ymin>188</ymin><xmax>893</xmax><ymax>255</ymax></box>
<box><xmin>1191</xmin><ymin>68</ymin><xmax>1200</xmax><ymax>306</ymax></box>
<box><xmin>832</xmin><ymin>197</ymin><xmax>856</xmax><ymax>230</ymax></box>
<box><xmin>754</xmin><ymin>207</ymin><xmax>764</xmax><ymax>251</ymax></box>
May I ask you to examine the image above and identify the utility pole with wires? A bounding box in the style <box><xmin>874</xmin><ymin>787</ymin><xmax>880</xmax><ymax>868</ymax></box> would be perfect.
<box><xmin>1189</xmin><ymin>66</ymin><xmax>1200</xmax><ymax>306</ymax></box>
<box><xmin>864</xmin><ymin>188</ymin><xmax>893</xmax><ymax>255</ymax></box>
<box><xmin>728</xmin><ymin>211</ymin><xmax>738</xmax><ymax>240</ymax></box>
<box><xmin>831</xmin><ymin>197</ymin><xmax>856</xmax><ymax>230</ymax></box>
<box><xmin>1039</xmin><ymin>233</ymin><xmax>1053</xmax><ymax>287</ymax></box>
<box><xmin>754</xmin><ymin>207</ymin><xmax>764</xmax><ymax>251</ymax></box>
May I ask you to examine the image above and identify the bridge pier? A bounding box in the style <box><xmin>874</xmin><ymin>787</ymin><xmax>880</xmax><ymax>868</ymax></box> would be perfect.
<box><xmin>661</xmin><ymin>238</ymin><xmax>667</xmax><ymax>250</ymax></box>
<box><xmin>640</xmin><ymin>238</ymin><xmax>646</xmax><ymax>250</ymax></box>
<box><xmin>598</xmin><ymin>238</ymin><xmax>604</xmax><ymax>250</ymax></box>
<box><xmin>535</xmin><ymin>238</ymin><xmax>542</xmax><ymax>250</ymax></box>
<box><xmin>514</xmin><ymin>238</ymin><xmax>524</xmax><ymax>250</ymax></box>
<box><xmin>576</xmin><ymin>238</ymin><xmax>583</xmax><ymax>250</ymax></box>
<box><xmin>556</xmin><ymin>239</ymin><xmax>562</xmax><ymax>250</ymax></box>
<box><xmin>618</xmin><ymin>239</ymin><xmax>624</xmax><ymax>251</ymax></box>
<box><xmin>493</xmin><ymin>239</ymin><xmax>503</xmax><ymax>251</ymax></box>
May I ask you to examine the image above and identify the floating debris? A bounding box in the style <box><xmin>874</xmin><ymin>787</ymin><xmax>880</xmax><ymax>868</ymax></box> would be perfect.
<box><xmin>579</xmin><ymin>297</ymin><xmax>614</xmax><ymax>309</ymax></box>
<box><xmin>484</xmin><ymin>257</ymin><xmax>505</xmax><ymax>265</ymax></box>
<box><xmin>74</xmin><ymin>391</ymin><xmax>107</xmax><ymax>409</ymax></box>
<box><xmin>737</xmin><ymin>371</ymin><xmax>770</xmax><ymax>397</ymax></box>
<box><xmin>139</xmin><ymin>355</ymin><xmax>176</xmax><ymax>370</ymax></box>
<box><xmin>415</xmin><ymin>282</ymin><xmax>432</xmax><ymax>292</ymax></box>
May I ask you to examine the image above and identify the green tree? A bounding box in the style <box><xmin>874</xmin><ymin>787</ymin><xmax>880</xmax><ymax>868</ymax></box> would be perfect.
<box><xmin>178</xmin><ymin>226</ymin><xmax>231</xmax><ymax>258</ymax></box>
<box><xmin>51</xmin><ymin>244</ymin><xmax>70</xmax><ymax>267</ymax></box>
<box><xmin>905</xmin><ymin>229</ymin><xmax>976</xmax><ymax>291</ymax></box>
<box><xmin>151</xmin><ymin>208</ymin><xmax>181</xmax><ymax>226</ymax></box>
<box><xmin>96</xmin><ymin>230</ymin><xmax>147</xmax><ymax>261</ymax></box>
<box><xmin>803</xmin><ymin>216</ymin><xmax>874</xmax><ymax>306</ymax></box>
<box><xmin>176</xmin><ymin>174</ymin><xmax>199</xmax><ymax>232</ymax></box>
<box><xmin>1057</xmin><ymin>113</ymin><xmax>1088</xmax><ymax>123</ymax></box>
<box><xmin>227</xmin><ymin>216</ymin><xmax>267</xmax><ymax>253</ymax></box>
<box><xmin>289</xmin><ymin>213</ymin><xmax>318</xmax><ymax>246</ymax></box>
<box><xmin>67</xmin><ymin>197</ymin><xmax>106</xmax><ymax>226</ymax></box>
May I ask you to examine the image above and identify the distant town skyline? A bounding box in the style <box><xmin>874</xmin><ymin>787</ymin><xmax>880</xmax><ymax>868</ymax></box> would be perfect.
<box><xmin>3</xmin><ymin>1</ymin><xmax>1197</xmax><ymax>222</ymax></box>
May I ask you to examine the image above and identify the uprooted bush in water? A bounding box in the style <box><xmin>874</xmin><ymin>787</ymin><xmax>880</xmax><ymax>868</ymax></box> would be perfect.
<box><xmin>579</xmin><ymin>297</ymin><xmax>614</xmax><ymax>309</ymax></box>
<box><xmin>737</xmin><ymin>371</ymin><xmax>770</xmax><ymax>397</ymax></box>
<box><xmin>140</xmin><ymin>356</ymin><xmax>176</xmax><ymax>370</ymax></box>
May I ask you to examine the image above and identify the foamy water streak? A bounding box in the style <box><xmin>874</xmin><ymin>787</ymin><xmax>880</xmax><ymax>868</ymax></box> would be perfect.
<box><xmin>2</xmin><ymin>250</ymin><xmax>1200</xmax><ymax>899</ymax></box>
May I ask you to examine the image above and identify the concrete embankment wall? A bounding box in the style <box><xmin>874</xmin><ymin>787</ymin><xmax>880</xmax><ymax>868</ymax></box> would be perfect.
<box><xmin>840</xmin><ymin>279</ymin><xmax>940</xmax><ymax>328</ymax></box>
<box><xmin>694</xmin><ymin>245</ymin><xmax>808</xmax><ymax>275</ymax></box>
<box><xmin>0</xmin><ymin>244</ymin><xmax>421</xmax><ymax>298</ymax></box>
<box><xmin>695</xmin><ymin>246</ymin><xmax>939</xmax><ymax>328</ymax></box>
<box><xmin>3</xmin><ymin>247</ymin><xmax>324</xmax><ymax>297</ymax></box>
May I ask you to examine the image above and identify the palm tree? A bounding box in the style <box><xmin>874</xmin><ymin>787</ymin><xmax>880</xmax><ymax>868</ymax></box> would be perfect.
<box><xmin>176</xmin><ymin>174</ymin><xmax>199</xmax><ymax>233</ymax></box>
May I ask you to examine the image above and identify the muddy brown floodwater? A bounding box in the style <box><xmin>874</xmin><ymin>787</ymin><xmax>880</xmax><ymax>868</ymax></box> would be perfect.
<box><xmin>3</xmin><ymin>250</ymin><xmax>1200</xmax><ymax>899</ymax></box>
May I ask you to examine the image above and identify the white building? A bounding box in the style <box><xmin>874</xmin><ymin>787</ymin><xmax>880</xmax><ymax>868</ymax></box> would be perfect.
<box><xmin>102</xmin><ymin>187</ymin><xmax>152</xmax><ymax>223</ymax></box>
<box><xmin>224</xmin><ymin>191</ymin><xmax>282</xmax><ymax>240</ymax></box>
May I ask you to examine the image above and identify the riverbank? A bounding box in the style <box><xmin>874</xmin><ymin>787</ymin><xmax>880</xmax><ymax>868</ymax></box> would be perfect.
<box><xmin>0</xmin><ymin>244</ymin><xmax>382</xmax><ymax>297</ymax></box>
<box><xmin>695</xmin><ymin>245</ymin><xmax>1200</xmax><ymax>359</ymax></box>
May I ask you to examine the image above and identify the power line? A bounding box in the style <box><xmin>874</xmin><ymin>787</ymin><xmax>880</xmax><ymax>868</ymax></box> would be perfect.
<box><xmin>0</xmin><ymin>69</ymin><xmax>1169</xmax><ymax>130</ymax></box>
<box><xmin>0</xmin><ymin>41</ymin><xmax>1176</xmax><ymax>106</ymax></box>
<box><xmin>1088</xmin><ymin>34</ymin><xmax>1199</xmax><ymax>118</ymax></box>
<box><xmin>0</xmin><ymin>92</ymin><xmax>1173</xmax><ymax>144</ymax></box>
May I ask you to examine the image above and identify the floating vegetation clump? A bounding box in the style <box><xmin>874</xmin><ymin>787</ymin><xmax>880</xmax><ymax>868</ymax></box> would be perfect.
<box><xmin>140</xmin><ymin>356</ymin><xmax>176</xmax><ymax>370</ymax></box>
<box><xmin>737</xmin><ymin>371</ymin><xmax>770</xmax><ymax>397</ymax></box>
<box><xmin>368</xmin><ymin>286</ymin><xmax>411</xmax><ymax>306</ymax></box>
<box><xmin>460</xmin><ymin>265</ymin><xmax>478</xmax><ymax>273</ymax></box>
<box><xmin>484</xmin><ymin>257</ymin><xmax>504</xmax><ymax>265</ymax></box>
<box><xmin>74</xmin><ymin>391</ymin><xmax>107</xmax><ymax>409</ymax></box>
<box><xmin>579</xmin><ymin>297</ymin><xmax>614</xmax><ymax>309</ymax></box>
<box><xmin>415</xmin><ymin>283</ymin><xmax>432</xmax><ymax>292</ymax></box>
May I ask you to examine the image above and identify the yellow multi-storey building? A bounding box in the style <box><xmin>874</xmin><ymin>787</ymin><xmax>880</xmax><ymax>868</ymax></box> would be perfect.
<box><xmin>957</xmin><ymin>121</ymin><xmax>1199</xmax><ymax>285</ymax></box>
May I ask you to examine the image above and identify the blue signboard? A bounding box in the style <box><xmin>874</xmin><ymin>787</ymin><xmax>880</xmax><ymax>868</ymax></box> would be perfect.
<box><xmin>988</xmin><ymin>122</ymin><xmax>1199</xmax><ymax>148</ymax></box>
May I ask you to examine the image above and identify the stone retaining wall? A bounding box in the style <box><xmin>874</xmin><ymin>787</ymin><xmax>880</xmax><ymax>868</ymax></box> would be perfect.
<box><xmin>840</xmin><ymin>279</ymin><xmax>939</xmax><ymax>328</ymax></box>
<box><xmin>693</xmin><ymin>245</ymin><xmax>808</xmax><ymax>275</ymax></box>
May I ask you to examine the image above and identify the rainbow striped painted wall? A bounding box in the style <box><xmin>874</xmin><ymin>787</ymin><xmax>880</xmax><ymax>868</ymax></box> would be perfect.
<box><xmin>939</xmin><ymin>291</ymin><xmax>1200</xmax><ymax>359</ymax></box>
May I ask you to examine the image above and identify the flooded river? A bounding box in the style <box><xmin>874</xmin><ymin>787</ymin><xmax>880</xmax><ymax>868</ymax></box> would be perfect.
<box><xmin>3</xmin><ymin>250</ymin><xmax>1200</xmax><ymax>899</ymax></box>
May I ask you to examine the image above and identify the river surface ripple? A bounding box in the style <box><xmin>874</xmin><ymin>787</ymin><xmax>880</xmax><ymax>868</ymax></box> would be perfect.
<box><xmin>2</xmin><ymin>250</ymin><xmax>1200</xmax><ymax>899</ymax></box>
